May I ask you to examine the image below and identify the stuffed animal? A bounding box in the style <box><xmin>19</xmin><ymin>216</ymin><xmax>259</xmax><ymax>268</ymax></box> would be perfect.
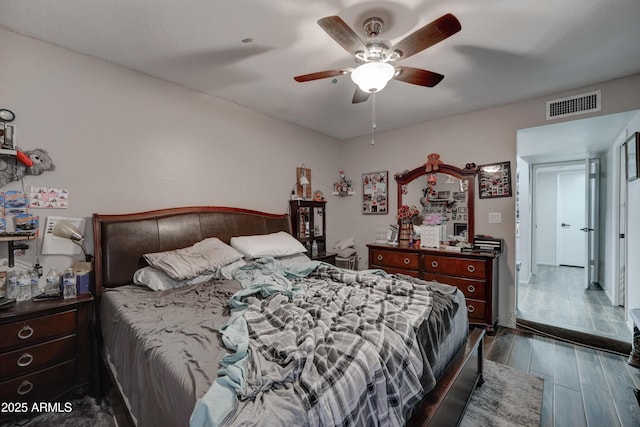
<box><xmin>424</xmin><ymin>153</ymin><xmax>443</xmax><ymax>172</ymax></box>
<box><xmin>0</xmin><ymin>148</ymin><xmax>55</xmax><ymax>188</ymax></box>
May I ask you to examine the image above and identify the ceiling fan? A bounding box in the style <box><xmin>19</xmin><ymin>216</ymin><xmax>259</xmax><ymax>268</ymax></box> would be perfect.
<box><xmin>294</xmin><ymin>13</ymin><xmax>461</xmax><ymax>103</ymax></box>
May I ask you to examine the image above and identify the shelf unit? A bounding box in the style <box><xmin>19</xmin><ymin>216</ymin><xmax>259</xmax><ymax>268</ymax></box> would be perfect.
<box><xmin>0</xmin><ymin>234</ymin><xmax>37</xmax><ymax>267</ymax></box>
<box><xmin>289</xmin><ymin>200</ymin><xmax>328</xmax><ymax>258</ymax></box>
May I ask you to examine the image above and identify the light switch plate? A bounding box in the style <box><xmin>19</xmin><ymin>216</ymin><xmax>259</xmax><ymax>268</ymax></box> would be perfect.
<box><xmin>489</xmin><ymin>212</ymin><xmax>502</xmax><ymax>224</ymax></box>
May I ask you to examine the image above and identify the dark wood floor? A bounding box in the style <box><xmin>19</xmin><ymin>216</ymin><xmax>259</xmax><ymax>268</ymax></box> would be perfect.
<box><xmin>485</xmin><ymin>327</ymin><xmax>640</xmax><ymax>427</ymax></box>
<box><xmin>518</xmin><ymin>265</ymin><xmax>631</xmax><ymax>343</ymax></box>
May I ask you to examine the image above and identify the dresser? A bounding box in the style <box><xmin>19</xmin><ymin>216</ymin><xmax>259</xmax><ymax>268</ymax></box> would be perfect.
<box><xmin>367</xmin><ymin>243</ymin><xmax>499</xmax><ymax>332</ymax></box>
<box><xmin>0</xmin><ymin>295</ymin><xmax>93</xmax><ymax>420</ymax></box>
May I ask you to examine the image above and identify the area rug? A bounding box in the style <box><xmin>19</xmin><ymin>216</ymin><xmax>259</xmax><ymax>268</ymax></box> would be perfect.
<box><xmin>461</xmin><ymin>359</ymin><xmax>544</xmax><ymax>427</ymax></box>
<box><xmin>2</xmin><ymin>360</ymin><xmax>542</xmax><ymax>427</ymax></box>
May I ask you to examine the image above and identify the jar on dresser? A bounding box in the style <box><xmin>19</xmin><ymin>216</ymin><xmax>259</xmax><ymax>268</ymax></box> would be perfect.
<box><xmin>367</xmin><ymin>243</ymin><xmax>499</xmax><ymax>333</ymax></box>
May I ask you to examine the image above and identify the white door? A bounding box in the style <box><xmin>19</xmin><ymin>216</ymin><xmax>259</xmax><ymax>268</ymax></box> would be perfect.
<box><xmin>557</xmin><ymin>170</ymin><xmax>586</xmax><ymax>267</ymax></box>
<box><xmin>584</xmin><ymin>158</ymin><xmax>600</xmax><ymax>288</ymax></box>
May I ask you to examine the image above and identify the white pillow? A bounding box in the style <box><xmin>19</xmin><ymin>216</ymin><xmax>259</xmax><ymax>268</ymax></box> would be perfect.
<box><xmin>230</xmin><ymin>231</ymin><xmax>307</xmax><ymax>258</ymax></box>
<box><xmin>143</xmin><ymin>237</ymin><xmax>243</xmax><ymax>280</ymax></box>
<box><xmin>133</xmin><ymin>267</ymin><xmax>176</xmax><ymax>291</ymax></box>
<box><xmin>133</xmin><ymin>266</ymin><xmax>217</xmax><ymax>291</ymax></box>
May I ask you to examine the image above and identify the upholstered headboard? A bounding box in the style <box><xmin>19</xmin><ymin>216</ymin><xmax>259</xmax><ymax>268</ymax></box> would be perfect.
<box><xmin>92</xmin><ymin>206</ymin><xmax>290</xmax><ymax>296</ymax></box>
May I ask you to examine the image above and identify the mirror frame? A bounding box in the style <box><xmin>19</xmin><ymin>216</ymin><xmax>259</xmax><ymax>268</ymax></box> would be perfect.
<box><xmin>395</xmin><ymin>163</ymin><xmax>478</xmax><ymax>244</ymax></box>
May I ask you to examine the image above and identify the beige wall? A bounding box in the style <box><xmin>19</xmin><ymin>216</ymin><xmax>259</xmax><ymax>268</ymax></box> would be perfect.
<box><xmin>2</xmin><ymin>27</ymin><xmax>639</xmax><ymax>328</ymax></box>
<box><xmin>0</xmin><ymin>28</ymin><xmax>341</xmax><ymax>273</ymax></box>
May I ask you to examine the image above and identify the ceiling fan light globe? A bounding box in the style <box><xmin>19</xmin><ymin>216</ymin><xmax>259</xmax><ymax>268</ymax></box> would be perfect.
<box><xmin>350</xmin><ymin>62</ymin><xmax>395</xmax><ymax>93</ymax></box>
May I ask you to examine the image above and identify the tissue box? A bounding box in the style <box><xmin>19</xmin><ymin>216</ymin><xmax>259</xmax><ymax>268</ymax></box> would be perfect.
<box><xmin>75</xmin><ymin>271</ymin><xmax>94</xmax><ymax>295</ymax></box>
<box><xmin>419</xmin><ymin>225</ymin><xmax>440</xmax><ymax>248</ymax></box>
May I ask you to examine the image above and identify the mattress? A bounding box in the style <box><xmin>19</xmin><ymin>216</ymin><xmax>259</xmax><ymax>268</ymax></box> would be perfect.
<box><xmin>100</xmin><ymin>276</ymin><xmax>468</xmax><ymax>427</ymax></box>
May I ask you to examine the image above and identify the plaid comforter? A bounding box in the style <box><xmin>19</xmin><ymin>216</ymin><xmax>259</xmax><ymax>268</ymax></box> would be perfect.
<box><xmin>218</xmin><ymin>262</ymin><xmax>436</xmax><ymax>427</ymax></box>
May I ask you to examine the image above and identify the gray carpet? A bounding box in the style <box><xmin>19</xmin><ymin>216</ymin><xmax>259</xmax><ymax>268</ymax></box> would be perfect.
<box><xmin>461</xmin><ymin>360</ymin><xmax>544</xmax><ymax>427</ymax></box>
<box><xmin>2</xmin><ymin>360</ymin><xmax>543</xmax><ymax>427</ymax></box>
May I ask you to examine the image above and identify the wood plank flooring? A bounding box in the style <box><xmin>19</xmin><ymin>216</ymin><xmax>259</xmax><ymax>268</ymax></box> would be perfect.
<box><xmin>518</xmin><ymin>265</ymin><xmax>631</xmax><ymax>343</ymax></box>
<box><xmin>484</xmin><ymin>327</ymin><xmax>640</xmax><ymax>426</ymax></box>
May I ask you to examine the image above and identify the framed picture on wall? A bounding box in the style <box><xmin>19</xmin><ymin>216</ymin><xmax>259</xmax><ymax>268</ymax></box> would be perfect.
<box><xmin>625</xmin><ymin>131</ymin><xmax>639</xmax><ymax>182</ymax></box>
<box><xmin>362</xmin><ymin>171</ymin><xmax>388</xmax><ymax>214</ymax></box>
<box><xmin>478</xmin><ymin>161</ymin><xmax>512</xmax><ymax>199</ymax></box>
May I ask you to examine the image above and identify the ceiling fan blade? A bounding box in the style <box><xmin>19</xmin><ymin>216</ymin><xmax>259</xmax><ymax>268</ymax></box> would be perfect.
<box><xmin>352</xmin><ymin>87</ymin><xmax>370</xmax><ymax>104</ymax></box>
<box><xmin>294</xmin><ymin>68</ymin><xmax>352</xmax><ymax>82</ymax></box>
<box><xmin>390</xmin><ymin>13</ymin><xmax>461</xmax><ymax>60</ymax></box>
<box><xmin>317</xmin><ymin>16</ymin><xmax>366</xmax><ymax>55</ymax></box>
<box><xmin>393</xmin><ymin>66</ymin><xmax>445</xmax><ymax>87</ymax></box>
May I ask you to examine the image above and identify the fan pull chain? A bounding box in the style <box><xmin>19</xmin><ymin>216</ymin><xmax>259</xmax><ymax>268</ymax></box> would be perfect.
<box><xmin>371</xmin><ymin>92</ymin><xmax>376</xmax><ymax>145</ymax></box>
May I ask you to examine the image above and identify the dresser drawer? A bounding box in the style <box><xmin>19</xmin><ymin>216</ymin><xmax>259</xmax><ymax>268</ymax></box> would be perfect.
<box><xmin>370</xmin><ymin>249</ymin><xmax>420</xmax><ymax>271</ymax></box>
<box><xmin>0</xmin><ymin>335</ymin><xmax>76</xmax><ymax>380</ymax></box>
<box><xmin>423</xmin><ymin>255</ymin><xmax>486</xmax><ymax>279</ymax></box>
<box><xmin>0</xmin><ymin>310</ymin><xmax>77</xmax><ymax>351</ymax></box>
<box><xmin>422</xmin><ymin>273</ymin><xmax>487</xmax><ymax>300</ymax></box>
<box><xmin>0</xmin><ymin>359</ymin><xmax>76</xmax><ymax>402</ymax></box>
<box><xmin>465</xmin><ymin>300</ymin><xmax>486</xmax><ymax>322</ymax></box>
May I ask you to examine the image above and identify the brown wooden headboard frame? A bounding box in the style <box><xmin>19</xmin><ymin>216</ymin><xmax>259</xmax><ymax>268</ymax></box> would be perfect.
<box><xmin>92</xmin><ymin>206</ymin><xmax>290</xmax><ymax>296</ymax></box>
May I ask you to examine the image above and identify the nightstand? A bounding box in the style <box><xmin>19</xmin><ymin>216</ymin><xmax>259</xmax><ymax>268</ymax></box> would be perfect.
<box><xmin>312</xmin><ymin>252</ymin><xmax>337</xmax><ymax>265</ymax></box>
<box><xmin>0</xmin><ymin>294</ymin><xmax>94</xmax><ymax>421</ymax></box>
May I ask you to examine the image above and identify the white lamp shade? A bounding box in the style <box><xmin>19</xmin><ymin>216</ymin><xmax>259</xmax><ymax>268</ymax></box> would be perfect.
<box><xmin>350</xmin><ymin>62</ymin><xmax>395</xmax><ymax>93</ymax></box>
<box><xmin>53</xmin><ymin>219</ymin><xmax>83</xmax><ymax>242</ymax></box>
<box><xmin>299</xmin><ymin>175</ymin><xmax>310</xmax><ymax>186</ymax></box>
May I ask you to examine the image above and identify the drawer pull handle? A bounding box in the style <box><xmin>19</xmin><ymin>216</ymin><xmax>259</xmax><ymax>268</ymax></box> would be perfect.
<box><xmin>17</xmin><ymin>325</ymin><xmax>34</xmax><ymax>340</ymax></box>
<box><xmin>403</xmin><ymin>258</ymin><xmax>411</xmax><ymax>265</ymax></box>
<box><xmin>17</xmin><ymin>353</ymin><xmax>34</xmax><ymax>367</ymax></box>
<box><xmin>17</xmin><ymin>380</ymin><xmax>33</xmax><ymax>396</ymax></box>
<box><xmin>377</xmin><ymin>255</ymin><xmax>383</xmax><ymax>261</ymax></box>
<box><xmin>431</xmin><ymin>260</ymin><xmax>439</xmax><ymax>268</ymax></box>
<box><xmin>467</xmin><ymin>305</ymin><xmax>475</xmax><ymax>313</ymax></box>
<box><xmin>467</xmin><ymin>265</ymin><xmax>476</xmax><ymax>273</ymax></box>
<box><xmin>467</xmin><ymin>285</ymin><xmax>476</xmax><ymax>293</ymax></box>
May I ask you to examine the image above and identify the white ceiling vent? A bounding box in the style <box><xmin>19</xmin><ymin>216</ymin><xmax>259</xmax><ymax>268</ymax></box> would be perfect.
<box><xmin>546</xmin><ymin>90</ymin><xmax>601</xmax><ymax>120</ymax></box>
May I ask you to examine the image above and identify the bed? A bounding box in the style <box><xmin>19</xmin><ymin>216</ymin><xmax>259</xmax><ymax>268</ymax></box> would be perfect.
<box><xmin>92</xmin><ymin>206</ymin><xmax>484</xmax><ymax>427</ymax></box>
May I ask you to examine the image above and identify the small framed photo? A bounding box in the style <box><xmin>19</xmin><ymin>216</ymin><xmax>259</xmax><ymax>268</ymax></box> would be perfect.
<box><xmin>478</xmin><ymin>161</ymin><xmax>512</xmax><ymax>199</ymax></box>
<box><xmin>625</xmin><ymin>132</ymin><xmax>639</xmax><ymax>182</ymax></box>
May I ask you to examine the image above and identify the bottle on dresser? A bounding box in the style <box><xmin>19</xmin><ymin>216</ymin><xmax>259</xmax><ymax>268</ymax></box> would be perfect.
<box><xmin>44</xmin><ymin>267</ymin><xmax>61</xmax><ymax>297</ymax></box>
<box><xmin>16</xmin><ymin>269</ymin><xmax>31</xmax><ymax>302</ymax></box>
<box><xmin>62</xmin><ymin>268</ymin><xmax>77</xmax><ymax>299</ymax></box>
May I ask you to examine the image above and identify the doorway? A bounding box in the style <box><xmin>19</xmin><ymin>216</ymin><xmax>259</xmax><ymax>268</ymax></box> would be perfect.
<box><xmin>515</xmin><ymin>111</ymin><xmax>640</xmax><ymax>345</ymax></box>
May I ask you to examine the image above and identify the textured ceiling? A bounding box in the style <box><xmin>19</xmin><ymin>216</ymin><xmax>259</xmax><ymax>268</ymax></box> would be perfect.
<box><xmin>1</xmin><ymin>0</ymin><xmax>640</xmax><ymax>141</ymax></box>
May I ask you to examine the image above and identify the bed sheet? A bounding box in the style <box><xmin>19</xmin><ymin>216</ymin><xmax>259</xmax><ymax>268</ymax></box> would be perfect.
<box><xmin>100</xmin><ymin>264</ymin><xmax>468</xmax><ymax>427</ymax></box>
<box><xmin>100</xmin><ymin>280</ymin><xmax>242</xmax><ymax>427</ymax></box>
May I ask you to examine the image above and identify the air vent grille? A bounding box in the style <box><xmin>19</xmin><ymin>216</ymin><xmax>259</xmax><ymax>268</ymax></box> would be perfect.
<box><xmin>546</xmin><ymin>90</ymin><xmax>601</xmax><ymax>120</ymax></box>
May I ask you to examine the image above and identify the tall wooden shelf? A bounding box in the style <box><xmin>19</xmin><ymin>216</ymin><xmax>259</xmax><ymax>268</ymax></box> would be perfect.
<box><xmin>289</xmin><ymin>200</ymin><xmax>328</xmax><ymax>257</ymax></box>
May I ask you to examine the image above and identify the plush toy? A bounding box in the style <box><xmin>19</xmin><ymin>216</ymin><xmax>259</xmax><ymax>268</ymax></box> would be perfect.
<box><xmin>0</xmin><ymin>148</ymin><xmax>55</xmax><ymax>188</ymax></box>
<box><xmin>424</xmin><ymin>153</ymin><xmax>443</xmax><ymax>172</ymax></box>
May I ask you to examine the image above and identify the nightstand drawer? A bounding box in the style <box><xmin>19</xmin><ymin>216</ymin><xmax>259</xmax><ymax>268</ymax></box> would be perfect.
<box><xmin>0</xmin><ymin>335</ymin><xmax>76</xmax><ymax>380</ymax></box>
<box><xmin>0</xmin><ymin>310</ymin><xmax>77</xmax><ymax>351</ymax></box>
<box><xmin>423</xmin><ymin>255</ymin><xmax>486</xmax><ymax>279</ymax></box>
<box><xmin>370</xmin><ymin>249</ymin><xmax>420</xmax><ymax>271</ymax></box>
<box><xmin>0</xmin><ymin>359</ymin><xmax>76</xmax><ymax>402</ymax></box>
<box><xmin>422</xmin><ymin>274</ymin><xmax>487</xmax><ymax>300</ymax></box>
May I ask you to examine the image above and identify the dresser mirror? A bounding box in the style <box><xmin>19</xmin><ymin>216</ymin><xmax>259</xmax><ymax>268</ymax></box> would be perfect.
<box><xmin>395</xmin><ymin>163</ymin><xmax>477</xmax><ymax>243</ymax></box>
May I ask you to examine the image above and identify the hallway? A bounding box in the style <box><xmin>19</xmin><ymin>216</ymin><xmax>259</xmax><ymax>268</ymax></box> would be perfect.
<box><xmin>517</xmin><ymin>265</ymin><xmax>631</xmax><ymax>343</ymax></box>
